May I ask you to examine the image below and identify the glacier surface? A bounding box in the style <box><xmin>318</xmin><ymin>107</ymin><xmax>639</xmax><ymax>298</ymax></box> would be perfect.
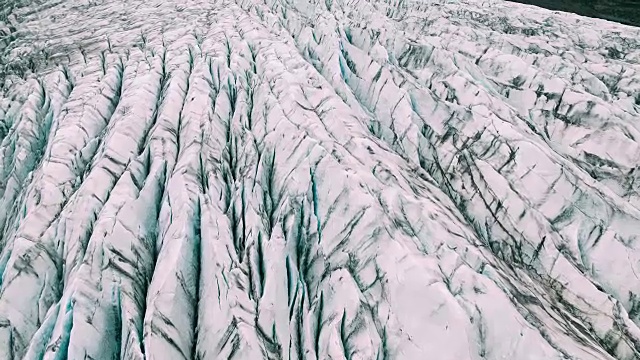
<box><xmin>1</xmin><ymin>0</ymin><xmax>640</xmax><ymax>359</ymax></box>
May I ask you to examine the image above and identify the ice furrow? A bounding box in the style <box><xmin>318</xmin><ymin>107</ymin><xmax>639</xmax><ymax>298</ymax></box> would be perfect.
<box><xmin>0</xmin><ymin>56</ymin><xmax>129</xmax><ymax>359</ymax></box>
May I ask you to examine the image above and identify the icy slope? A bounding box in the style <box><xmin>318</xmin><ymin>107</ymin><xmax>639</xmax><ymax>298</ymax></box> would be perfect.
<box><xmin>1</xmin><ymin>0</ymin><xmax>640</xmax><ymax>359</ymax></box>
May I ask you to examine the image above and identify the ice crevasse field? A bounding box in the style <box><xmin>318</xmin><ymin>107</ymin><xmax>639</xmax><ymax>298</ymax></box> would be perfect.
<box><xmin>1</xmin><ymin>0</ymin><xmax>640</xmax><ymax>359</ymax></box>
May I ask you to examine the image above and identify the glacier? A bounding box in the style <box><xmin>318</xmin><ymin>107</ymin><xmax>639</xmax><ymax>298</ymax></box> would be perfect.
<box><xmin>1</xmin><ymin>0</ymin><xmax>640</xmax><ymax>358</ymax></box>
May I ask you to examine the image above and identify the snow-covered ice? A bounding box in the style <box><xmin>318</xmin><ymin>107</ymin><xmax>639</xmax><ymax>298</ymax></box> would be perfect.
<box><xmin>1</xmin><ymin>0</ymin><xmax>640</xmax><ymax>359</ymax></box>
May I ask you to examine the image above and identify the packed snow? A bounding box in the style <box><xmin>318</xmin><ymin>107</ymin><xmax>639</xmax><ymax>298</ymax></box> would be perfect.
<box><xmin>1</xmin><ymin>0</ymin><xmax>640</xmax><ymax>359</ymax></box>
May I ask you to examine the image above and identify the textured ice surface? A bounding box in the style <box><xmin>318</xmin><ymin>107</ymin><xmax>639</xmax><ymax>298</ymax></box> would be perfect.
<box><xmin>1</xmin><ymin>0</ymin><xmax>640</xmax><ymax>359</ymax></box>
